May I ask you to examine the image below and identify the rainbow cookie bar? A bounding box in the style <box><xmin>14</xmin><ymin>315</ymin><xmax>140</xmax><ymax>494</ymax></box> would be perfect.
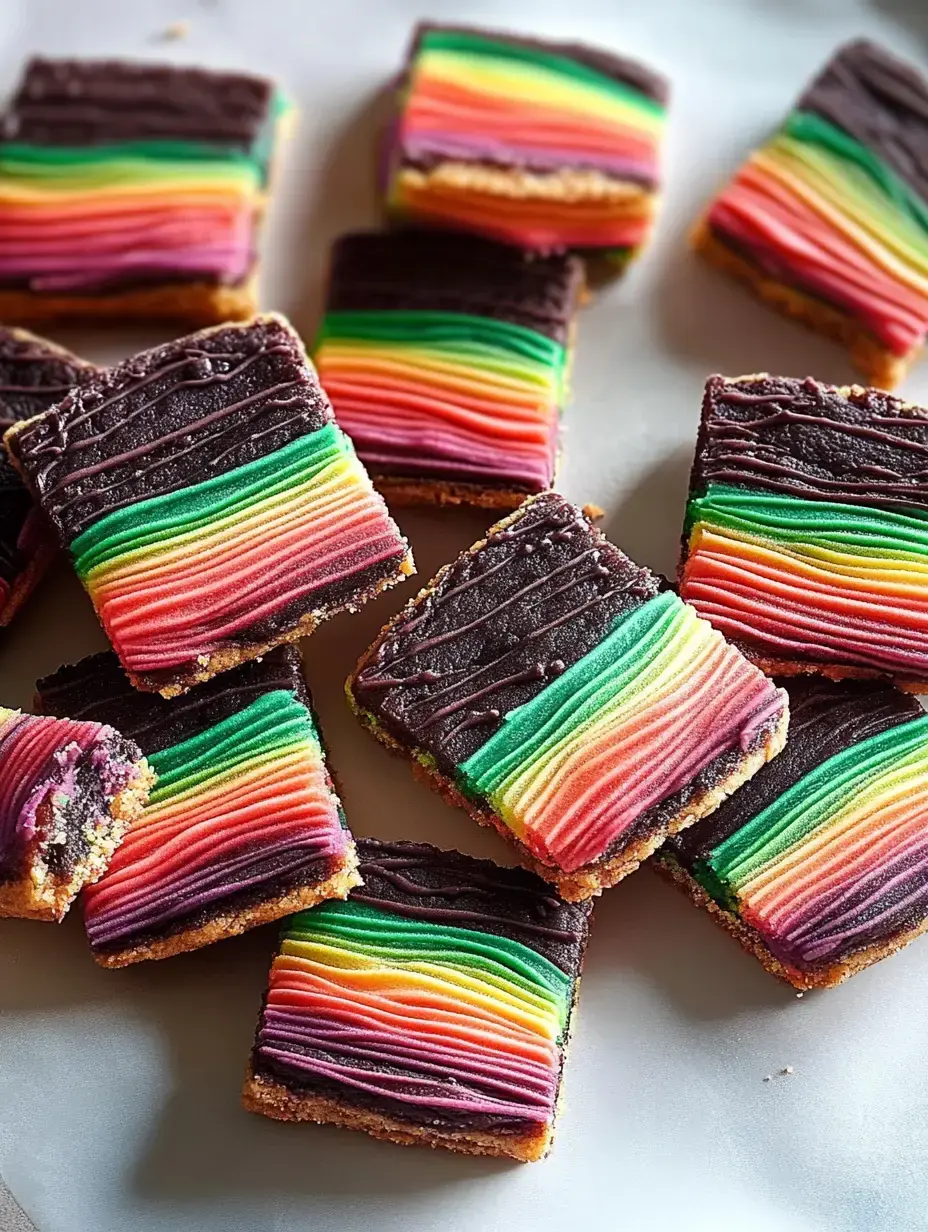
<box><xmin>314</xmin><ymin>230</ymin><xmax>583</xmax><ymax>508</ymax></box>
<box><xmin>348</xmin><ymin>493</ymin><xmax>789</xmax><ymax>901</ymax></box>
<box><xmin>0</xmin><ymin>57</ymin><xmax>287</xmax><ymax>325</ymax></box>
<box><xmin>0</xmin><ymin>707</ymin><xmax>151</xmax><ymax>922</ymax></box>
<box><xmin>6</xmin><ymin>314</ymin><xmax>414</xmax><ymax>697</ymax></box>
<box><xmin>243</xmin><ymin>838</ymin><xmax>591</xmax><ymax>1161</ymax></box>
<box><xmin>656</xmin><ymin>678</ymin><xmax>928</xmax><ymax>989</ymax></box>
<box><xmin>0</xmin><ymin>326</ymin><xmax>94</xmax><ymax>628</ymax></box>
<box><xmin>382</xmin><ymin>23</ymin><xmax>669</xmax><ymax>265</ymax></box>
<box><xmin>680</xmin><ymin>374</ymin><xmax>928</xmax><ymax>692</ymax></box>
<box><xmin>693</xmin><ymin>40</ymin><xmax>928</xmax><ymax>389</ymax></box>
<box><xmin>36</xmin><ymin>646</ymin><xmax>359</xmax><ymax>965</ymax></box>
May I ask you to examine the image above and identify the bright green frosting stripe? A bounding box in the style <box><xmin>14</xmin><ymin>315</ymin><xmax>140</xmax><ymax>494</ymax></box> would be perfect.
<box><xmin>149</xmin><ymin>690</ymin><xmax>320</xmax><ymax>802</ymax></box>
<box><xmin>696</xmin><ymin>714</ymin><xmax>928</xmax><ymax>906</ymax></box>
<box><xmin>71</xmin><ymin>423</ymin><xmax>351</xmax><ymax>575</ymax></box>
<box><xmin>420</xmin><ymin>28</ymin><xmax>666</xmax><ymax>118</ymax></box>
<box><xmin>288</xmin><ymin>898</ymin><xmax>572</xmax><ymax>1010</ymax></box>
<box><xmin>786</xmin><ymin>111</ymin><xmax>928</xmax><ymax>236</ymax></box>
<box><xmin>316</xmin><ymin>309</ymin><xmax>566</xmax><ymax>368</ymax></box>
<box><xmin>458</xmin><ymin>591</ymin><xmax>681</xmax><ymax>796</ymax></box>
<box><xmin>686</xmin><ymin>483</ymin><xmax>928</xmax><ymax>558</ymax></box>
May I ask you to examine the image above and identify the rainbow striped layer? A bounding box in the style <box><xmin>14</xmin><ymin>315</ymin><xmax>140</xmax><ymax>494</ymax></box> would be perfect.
<box><xmin>682</xmin><ymin>484</ymin><xmax>928</xmax><ymax>679</ymax></box>
<box><xmin>0</xmin><ymin>81</ymin><xmax>285</xmax><ymax>298</ymax></box>
<box><xmin>83</xmin><ymin>690</ymin><xmax>351</xmax><ymax>954</ymax></box>
<box><xmin>385</xmin><ymin>26</ymin><xmax>667</xmax><ymax>256</ymax></box>
<box><xmin>71</xmin><ymin>424</ymin><xmax>405</xmax><ymax>683</ymax></box>
<box><xmin>314</xmin><ymin>310</ymin><xmax>568</xmax><ymax>492</ymax></box>
<box><xmin>458</xmin><ymin>590</ymin><xmax>785</xmax><ymax>872</ymax></box>
<box><xmin>701</xmin><ymin>40</ymin><xmax>928</xmax><ymax>383</ymax></box>
<box><xmin>253</xmin><ymin>899</ymin><xmax>572</xmax><ymax>1127</ymax></box>
<box><xmin>693</xmin><ymin>713</ymin><xmax>928</xmax><ymax>973</ymax></box>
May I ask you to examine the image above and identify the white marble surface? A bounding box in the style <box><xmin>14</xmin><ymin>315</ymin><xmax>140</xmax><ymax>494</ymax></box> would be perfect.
<box><xmin>2</xmin><ymin>1</ymin><xmax>928</xmax><ymax>1229</ymax></box>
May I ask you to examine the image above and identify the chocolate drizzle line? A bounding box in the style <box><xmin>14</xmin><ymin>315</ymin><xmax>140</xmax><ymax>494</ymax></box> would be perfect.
<box><xmin>9</xmin><ymin>317</ymin><xmax>335</xmax><ymax>542</ymax></box>
<box><xmin>36</xmin><ymin>644</ymin><xmax>313</xmax><ymax>757</ymax></box>
<box><xmin>353</xmin><ymin>493</ymin><xmax>661</xmax><ymax>773</ymax></box>
<box><xmin>353</xmin><ymin>838</ymin><xmax>591</xmax><ymax>975</ymax></box>
<box><xmin>691</xmin><ymin>374</ymin><xmax>928</xmax><ymax>513</ymax></box>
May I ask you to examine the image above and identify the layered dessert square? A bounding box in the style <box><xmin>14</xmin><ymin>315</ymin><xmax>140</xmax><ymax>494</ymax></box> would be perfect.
<box><xmin>0</xmin><ymin>706</ymin><xmax>151</xmax><ymax>922</ymax></box>
<box><xmin>36</xmin><ymin>646</ymin><xmax>358</xmax><ymax>965</ymax></box>
<box><xmin>382</xmin><ymin>23</ymin><xmax>669</xmax><ymax>265</ymax></box>
<box><xmin>314</xmin><ymin>230</ymin><xmax>583</xmax><ymax>507</ymax></box>
<box><xmin>693</xmin><ymin>40</ymin><xmax>928</xmax><ymax>388</ymax></box>
<box><xmin>6</xmin><ymin>314</ymin><xmax>413</xmax><ymax>696</ymax></box>
<box><xmin>680</xmin><ymin>374</ymin><xmax>928</xmax><ymax>692</ymax></box>
<box><xmin>243</xmin><ymin>838</ymin><xmax>591</xmax><ymax>1161</ymax></box>
<box><xmin>0</xmin><ymin>57</ymin><xmax>288</xmax><ymax>324</ymax></box>
<box><xmin>656</xmin><ymin>678</ymin><xmax>928</xmax><ymax>989</ymax></box>
<box><xmin>0</xmin><ymin>326</ymin><xmax>94</xmax><ymax>628</ymax></box>
<box><xmin>348</xmin><ymin>493</ymin><xmax>789</xmax><ymax>900</ymax></box>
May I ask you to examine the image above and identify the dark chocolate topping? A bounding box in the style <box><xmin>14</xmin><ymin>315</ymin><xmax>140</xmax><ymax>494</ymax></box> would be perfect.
<box><xmin>798</xmin><ymin>39</ymin><xmax>928</xmax><ymax>202</ymax></box>
<box><xmin>37</xmin><ymin>644</ymin><xmax>310</xmax><ymax>756</ymax></box>
<box><xmin>0</xmin><ymin>328</ymin><xmax>93</xmax><ymax>587</ymax></box>
<box><xmin>690</xmin><ymin>374</ymin><xmax>928</xmax><ymax>513</ymax></box>
<box><xmin>8</xmin><ymin>315</ymin><xmax>334</xmax><ymax>542</ymax></box>
<box><xmin>353</xmin><ymin>492</ymin><xmax>662</xmax><ymax>774</ymax></box>
<box><xmin>354</xmin><ymin>837</ymin><xmax>591</xmax><ymax>976</ymax></box>
<box><xmin>666</xmin><ymin>676</ymin><xmax>922</xmax><ymax>866</ymax></box>
<box><xmin>326</xmin><ymin>230</ymin><xmax>583</xmax><ymax>345</ymax></box>
<box><xmin>2</xmin><ymin>57</ymin><xmax>274</xmax><ymax>150</ymax></box>
<box><xmin>0</xmin><ymin>326</ymin><xmax>94</xmax><ymax>426</ymax></box>
<box><xmin>409</xmin><ymin>22</ymin><xmax>669</xmax><ymax>106</ymax></box>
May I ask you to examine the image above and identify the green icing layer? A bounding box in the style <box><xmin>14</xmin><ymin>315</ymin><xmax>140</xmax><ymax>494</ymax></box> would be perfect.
<box><xmin>149</xmin><ymin>690</ymin><xmax>321</xmax><ymax>803</ymax></box>
<box><xmin>419</xmin><ymin>28</ymin><xmax>666</xmax><ymax>117</ymax></box>
<box><xmin>288</xmin><ymin>897</ymin><xmax>572</xmax><ymax>1021</ymax></box>
<box><xmin>71</xmin><ymin>423</ymin><xmax>353</xmax><ymax>575</ymax></box>
<box><xmin>686</xmin><ymin>483</ymin><xmax>928</xmax><ymax>559</ymax></box>
<box><xmin>457</xmin><ymin>591</ymin><xmax>681</xmax><ymax>797</ymax></box>
<box><xmin>786</xmin><ymin>111</ymin><xmax>928</xmax><ymax>236</ymax></box>
<box><xmin>695</xmin><ymin>714</ymin><xmax>928</xmax><ymax>906</ymax></box>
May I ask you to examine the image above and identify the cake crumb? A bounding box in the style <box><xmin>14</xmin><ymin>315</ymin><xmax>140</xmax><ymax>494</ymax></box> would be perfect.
<box><xmin>160</xmin><ymin>20</ymin><xmax>190</xmax><ymax>39</ymax></box>
<box><xmin>763</xmin><ymin>1074</ymin><xmax>772</xmax><ymax>1082</ymax></box>
<box><xmin>781</xmin><ymin>1066</ymin><xmax>794</xmax><ymax>1075</ymax></box>
<box><xmin>582</xmin><ymin>503</ymin><xmax>605</xmax><ymax>523</ymax></box>
<box><xmin>796</xmin><ymin>991</ymin><xmax>804</xmax><ymax>999</ymax></box>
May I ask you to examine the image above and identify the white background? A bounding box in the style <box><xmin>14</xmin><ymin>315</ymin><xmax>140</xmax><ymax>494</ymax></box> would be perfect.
<box><xmin>2</xmin><ymin>1</ymin><xmax>928</xmax><ymax>1230</ymax></box>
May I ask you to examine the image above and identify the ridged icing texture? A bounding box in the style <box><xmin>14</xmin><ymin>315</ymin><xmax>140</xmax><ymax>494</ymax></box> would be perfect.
<box><xmin>458</xmin><ymin>591</ymin><xmax>785</xmax><ymax>871</ymax></box>
<box><xmin>251</xmin><ymin>839</ymin><xmax>590</xmax><ymax>1132</ymax></box>
<box><xmin>0</xmin><ymin>57</ymin><xmax>284</xmax><ymax>293</ymax></box>
<box><xmin>681</xmin><ymin>374</ymin><xmax>928</xmax><ymax>680</ymax></box>
<box><xmin>0</xmin><ymin>327</ymin><xmax>93</xmax><ymax>618</ymax></box>
<box><xmin>705</xmin><ymin>40</ymin><xmax>928</xmax><ymax>359</ymax></box>
<box><xmin>354</xmin><ymin>493</ymin><xmax>786</xmax><ymax>874</ymax></box>
<box><xmin>386</xmin><ymin>25</ymin><xmax>668</xmax><ymax>254</ymax></box>
<box><xmin>0</xmin><ymin>707</ymin><xmax>136</xmax><ymax>874</ymax></box>
<box><xmin>36</xmin><ymin>647</ymin><xmax>352</xmax><ymax>951</ymax></box>
<box><xmin>9</xmin><ymin>316</ymin><xmax>410</xmax><ymax>688</ymax></box>
<box><xmin>315</xmin><ymin>230</ymin><xmax>579</xmax><ymax>491</ymax></box>
<box><xmin>675</xmin><ymin>680</ymin><xmax>928</xmax><ymax>972</ymax></box>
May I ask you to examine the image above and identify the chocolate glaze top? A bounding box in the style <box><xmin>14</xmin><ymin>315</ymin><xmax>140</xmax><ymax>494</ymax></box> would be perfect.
<box><xmin>0</xmin><ymin>326</ymin><xmax>94</xmax><ymax>428</ymax></box>
<box><xmin>326</xmin><ymin>230</ymin><xmax>584</xmax><ymax>345</ymax></box>
<box><xmin>799</xmin><ymin>39</ymin><xmax>928</xmax><ymax>203</ymax></box>
<box><xmin>690</xmin><ymin>374</ymin><xmax>928</xmax><ymax>514</ymax></box>
<box><xmin>8</xmin><ymin>315</ymin><xmax>334</xmax><ymax>543</ymax></box>
<box><xmin>2</xmin><ymin>57</ymin><xmax>274</xmax><ymax>150</ymax></box>
<box><xmin>354</xmin><ymin>838</ymin><xmax>591</xmax><ymax>976</ymax></box>
<box><xmin>352</xmin><ymin>492</ymin><xmax>662</xmax><ymax>774</ymax></box>
<box><xmin>408</xmin><ymin>22</ymin><xmax>669</xmax><ymax>106</ymax></box>
<box><xmin>666</xmin><ymin>676</ymin><xmax>922</xmax><ymax>866</ymax></box>
<box><xmin>37</xmin><ymin>644</ymin><xmax>311</xmax><ymax>757</ymax></box>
